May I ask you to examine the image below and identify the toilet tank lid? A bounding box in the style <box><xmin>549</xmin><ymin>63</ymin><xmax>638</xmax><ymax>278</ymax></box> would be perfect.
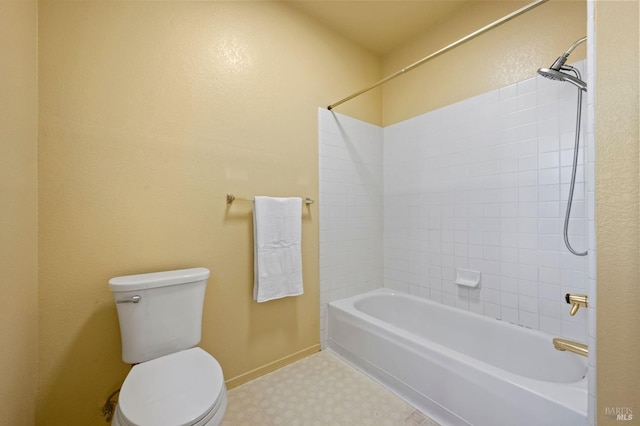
<box><xmin>109</xmin><ymin>267</ymin><xmax>210</xmax><ymax>292</ymax></box>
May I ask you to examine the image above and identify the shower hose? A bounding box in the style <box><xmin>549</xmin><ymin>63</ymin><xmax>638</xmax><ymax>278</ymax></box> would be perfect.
<box><xmin>564</xmin><ymin>67</ymin><xmax>588</xmax><ymax>257</ymax></box>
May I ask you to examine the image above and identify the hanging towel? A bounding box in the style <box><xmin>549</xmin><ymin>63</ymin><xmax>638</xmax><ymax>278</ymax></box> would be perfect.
<box><xmin>253</xmin><ymin>196</ymin><xmax>304</xmax><ymax>303</ymax></box>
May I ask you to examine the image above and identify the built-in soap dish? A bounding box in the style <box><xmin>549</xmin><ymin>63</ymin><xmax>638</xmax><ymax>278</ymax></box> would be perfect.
<box><xmin>455</xmin><ymin>268</ymin><xmax>481</xmax><ymax>288</ymax></box>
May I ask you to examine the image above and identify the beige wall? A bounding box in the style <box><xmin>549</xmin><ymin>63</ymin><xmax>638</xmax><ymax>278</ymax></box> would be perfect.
<box><xmin>382</xmin><ymin>0</ymin><xmax>587</xmax><ymax>126</ymax></box>
<box><xmin>13</xmin><ymin>1</ymin><xmax>639</xmax><ymax>424</ymax></box>
<box><xmin>595</xmin><ymin>1</ymin><xmax>640</xmax><ymax>423</ymax></box>
<box><xmin>0</xmin><ymin>1</ymin><xmax>39</xmax><ymax>425</ymax></box>
<box><xmin>37</xmin><ymin>2</ymin><xmax>380</xmax><ymax>425</ymax></box>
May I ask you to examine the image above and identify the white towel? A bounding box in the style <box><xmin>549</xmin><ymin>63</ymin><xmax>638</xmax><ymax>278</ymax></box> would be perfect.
<box><xmin>253</xmin><ymin>196</ymin><xmax>304</xmax><ymax>303</ymax></box>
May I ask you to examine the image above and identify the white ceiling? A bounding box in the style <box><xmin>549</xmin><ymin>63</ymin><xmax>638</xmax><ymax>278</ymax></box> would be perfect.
<box><xmin>284</xmin><ymin>1</ymin><xmax>475</xmax><ymax>56</ymax></box>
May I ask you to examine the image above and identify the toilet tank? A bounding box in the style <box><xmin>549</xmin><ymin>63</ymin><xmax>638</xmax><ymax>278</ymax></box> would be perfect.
<box><xmin>109</xmin><ymin>268</ymin><xmax>210</xmax><ymax>364</ymax></box>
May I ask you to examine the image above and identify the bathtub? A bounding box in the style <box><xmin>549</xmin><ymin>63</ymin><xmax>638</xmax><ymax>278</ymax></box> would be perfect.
<box><xmin>328</xmin><ymin>289</ymin><xmax>587</xmax><ymax>426</ymax></box>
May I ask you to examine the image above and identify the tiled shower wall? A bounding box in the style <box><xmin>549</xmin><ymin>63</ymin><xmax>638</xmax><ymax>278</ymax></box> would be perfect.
<box><xmin>319</xmin><ymin>61</ymin><xmax>591</xmax><ymax>348</ymax></box>
<box><xmin>319</xmin><ymin>109</ymin><xmax>383</xmax><ymax>348</ymax></box>
<box><xmin>383</xmin><ymin>61</ymin><xmax>589</xmax><ymax>342</ymax></box>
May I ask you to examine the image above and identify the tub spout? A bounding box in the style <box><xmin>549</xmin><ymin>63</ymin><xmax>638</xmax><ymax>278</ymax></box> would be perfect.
<box><xmin>553</xmin><ymin>338</ymin><xmax>588</xmax><ymax>357</ymax></box>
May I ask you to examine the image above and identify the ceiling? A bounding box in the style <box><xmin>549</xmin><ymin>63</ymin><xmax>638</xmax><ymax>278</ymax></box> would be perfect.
<box><xmin>284</xmin><ymin>1</ymin><xmax>475</xmax><ymax>56</ymax></box>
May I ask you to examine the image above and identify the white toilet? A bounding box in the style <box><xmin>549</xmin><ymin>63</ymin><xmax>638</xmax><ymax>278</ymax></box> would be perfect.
<box><xmin>109</xmin><ymin>267</ymin><xmax>227</xmax><ymax>426</ymax></box>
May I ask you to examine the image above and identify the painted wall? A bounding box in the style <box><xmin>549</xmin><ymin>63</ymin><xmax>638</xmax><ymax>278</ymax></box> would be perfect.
<box><xmin>0</xmin><ymin>1</ymin><xmax>39</xmax><ymax>424</ymax></box>
<box><xmin>14</xmin><ymin>0</ymin><xmax>638</xmax><ymax>424</ymax></box>
<box><xmin>594</xmin><ymin>1</ymin><xmax>640</xmax><ymax>424</ymax></box>
<box><xmin>37</xmin><ymin>2</ymin><xmax>380</xmax><ymax>424</ymax></box>
<box><xmin>382</xmin><ymin>0</ymin><xmax>587</xmax><ymax>126</ymax></box>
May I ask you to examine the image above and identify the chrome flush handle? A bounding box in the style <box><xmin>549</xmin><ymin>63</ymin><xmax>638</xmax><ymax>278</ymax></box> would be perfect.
<box><xmin>116</xmin><ymin>295</ymin><xmax>141</xmax><ymax>304</ymax></box>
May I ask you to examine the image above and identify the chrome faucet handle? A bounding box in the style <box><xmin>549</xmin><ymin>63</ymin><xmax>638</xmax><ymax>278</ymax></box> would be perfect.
<box><xmin>565</xmin><ymin>293</ymin><xmax>588</xmax><ymax>316</ymax></box>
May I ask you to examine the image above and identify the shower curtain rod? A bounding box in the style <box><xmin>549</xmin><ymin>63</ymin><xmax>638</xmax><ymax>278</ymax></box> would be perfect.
<box><xmin>327</xmin><ymin>0</ymin><xmax>549</xmax><ymax>111</ymax></box>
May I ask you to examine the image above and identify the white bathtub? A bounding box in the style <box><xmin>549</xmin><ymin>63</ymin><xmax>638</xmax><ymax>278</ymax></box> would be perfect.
<box><xmin>328</xmin><ymin>289</ymin><xmax>587</xmax><ymax>426</ymax></box>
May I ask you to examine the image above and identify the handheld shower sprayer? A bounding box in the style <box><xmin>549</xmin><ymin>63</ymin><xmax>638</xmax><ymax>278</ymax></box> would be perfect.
<box><xmin>537</xmin><ymin>36</ymin><xmax>587</xmax><ymax>91</ymax></box>
<box><xmin>537</xmin><ymin>37</ymin><xmax>588</xmax><ymax>257</ymax></box>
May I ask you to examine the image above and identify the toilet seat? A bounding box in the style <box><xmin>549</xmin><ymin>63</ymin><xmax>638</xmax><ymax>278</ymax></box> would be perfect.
<box><xmin>117</xmin><ymin>347</ymin><xmax>226</xmax><ymax>426</ymax></box>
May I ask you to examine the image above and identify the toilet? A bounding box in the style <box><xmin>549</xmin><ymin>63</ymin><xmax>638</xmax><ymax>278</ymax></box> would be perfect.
<box><xmin>109</xmin><ymin>267</ymin><xmax>227</xmax><ymax>426</ymax></box>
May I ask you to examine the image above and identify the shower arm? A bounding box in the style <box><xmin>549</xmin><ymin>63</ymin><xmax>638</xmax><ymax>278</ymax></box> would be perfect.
<box><xmin>327</xmin><ymin>0</ymin><xmax>550</xmax><ymax>110</ymax></box>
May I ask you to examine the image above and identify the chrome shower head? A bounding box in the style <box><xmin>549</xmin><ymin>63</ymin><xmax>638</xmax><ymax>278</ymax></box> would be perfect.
<box><xmin>537</xmin><ymin>67</ymin><xmax>587</xmax><ymax>91</ymax></box>
<box><xmin>537</xmin><ymin>36</ymin><xmax>587</xmax><ymax>91</ymax></box>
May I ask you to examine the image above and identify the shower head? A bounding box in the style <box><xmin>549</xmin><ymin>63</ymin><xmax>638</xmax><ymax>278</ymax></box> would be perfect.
<box><xmin>537</xmin><ymin>36</ymin><xmax>587</xmax><ymax>91</ymax></box>
<box><xmin>537</xmin><ymin>67</ymin><xmax>587</xmax><ymax>91</ymax></box>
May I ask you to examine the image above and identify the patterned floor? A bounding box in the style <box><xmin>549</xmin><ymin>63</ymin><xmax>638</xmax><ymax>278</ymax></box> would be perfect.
<box><xmin>221</xmin><ymin>350</ymin><xmax>439</xmax><ymax>426</ymax></box>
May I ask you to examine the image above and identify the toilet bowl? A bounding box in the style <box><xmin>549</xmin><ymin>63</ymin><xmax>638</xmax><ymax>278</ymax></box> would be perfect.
<box><xmin>109</xmin><ymin>268</ymin><xmax>226</xmax><ymax>426</ymax></box>
<box><xmin>112</xmin><ymin>348</ymin><xmax>227</xmax><ymax>426</ymax></box>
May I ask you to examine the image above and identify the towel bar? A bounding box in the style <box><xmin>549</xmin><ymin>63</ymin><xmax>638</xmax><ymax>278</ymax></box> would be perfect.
<box><xmin>226</xmin><ymin>194</ymin><xmax>314</xmax><ymax>205</ymax></box>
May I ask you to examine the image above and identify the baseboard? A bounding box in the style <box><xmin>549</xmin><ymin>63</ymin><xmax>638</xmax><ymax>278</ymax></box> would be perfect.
<box><xmin>225</xmin><ymin>344</ymin><xmax>321</xmax><ymax>389</ymax></box>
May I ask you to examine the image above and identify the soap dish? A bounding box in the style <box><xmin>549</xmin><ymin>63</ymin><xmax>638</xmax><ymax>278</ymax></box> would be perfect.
<box><xmin>455</xmin><ymin>268</ymin><xmax>481</xmax><ymax>288</ymax></box>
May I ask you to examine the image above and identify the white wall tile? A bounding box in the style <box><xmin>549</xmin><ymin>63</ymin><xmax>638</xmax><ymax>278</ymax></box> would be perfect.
<box><xmin>318</xmin><ymin>108</ymin><xmax>383</xmax><ymax>348</ymax></box>
<box><xmin>320</xmin><ymin>61</ymin><xmax>590</xmax><ymax>353</ymax></box>
<box><xmin>381</xmin><ymin>65</ymin><xmax>589</xmax><ymax>338</ymax></box>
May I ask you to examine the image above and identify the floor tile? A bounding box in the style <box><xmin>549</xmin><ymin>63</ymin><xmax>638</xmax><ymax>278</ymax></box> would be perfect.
<box><xmin>222</xmin><ymin>350</ymin><xmax>439</xmax><ymax>426</ymax></box>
